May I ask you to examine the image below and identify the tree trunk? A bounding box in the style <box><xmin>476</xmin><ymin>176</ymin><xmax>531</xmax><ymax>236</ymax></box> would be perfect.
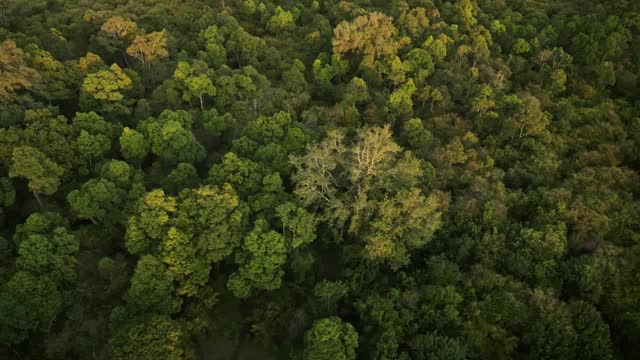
<box><xmin>33</xmin><ymin>191</ymin><xmax>43</xmax><ymax>209</ymax></box>
<box><xmin>120</xmin><ymin>49</ymin><xmax>129</xmax><ymax>67</ymax></box>
<box><xmin>199</xmin><ymin>94</ymin><xmax>204</xmax><ymax>111</ymax></box>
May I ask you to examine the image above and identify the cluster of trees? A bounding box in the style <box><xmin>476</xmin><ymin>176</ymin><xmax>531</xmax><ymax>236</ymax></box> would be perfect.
<box><xmin>1</xmin><ymin>0</ymin><xmax>639</xmax><ymax>359</ymax></box>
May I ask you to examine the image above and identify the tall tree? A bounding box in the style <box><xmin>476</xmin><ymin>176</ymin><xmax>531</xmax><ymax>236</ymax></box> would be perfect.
<box><xmin>99</xmin><ymin>16</ymin><xmax>138</xmax><ymax>66</ymax></box>
<box><xmin>303</xmin><ymin>317</ymin><xmax>358</xmax><ymax>360</ymax></box>
<box><xmin>332</xmin><ymin>12</ymin><xmax>406</xmax><ymax>68</ymax></box>
<box><xmin>0</xmin><ymin>40</ymin><xmax>39</xmax><ymax>102</ymax></box>
<box><xmin>9</xmin><ymin>146</ymin><xmax>64</xmax><ymax>207</ymax></box>
<box><xmin>126</xmin><ymin>30</ymin><xmax>169</xmax><ymax>69</ymax></box>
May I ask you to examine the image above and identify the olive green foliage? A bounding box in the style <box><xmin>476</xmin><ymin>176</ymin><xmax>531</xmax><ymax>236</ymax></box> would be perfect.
<box><xmin>304</xmin><ymin>317</ymin><xmax>358</xmax><ymax>360</ymax></box>
<box><xmin>1</xmin><ymin>0</ymin><xmax>639</xmax><ymax>359</ymax></box>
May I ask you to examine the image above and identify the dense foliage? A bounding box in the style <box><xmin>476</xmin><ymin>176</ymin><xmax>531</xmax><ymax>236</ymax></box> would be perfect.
<box><xmin>1</xmin><ymin>0</ymin><xmax>639</xmax><ymax>359</ymax></box>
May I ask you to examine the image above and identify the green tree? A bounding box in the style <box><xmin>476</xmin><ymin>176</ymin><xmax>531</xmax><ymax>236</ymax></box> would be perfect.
<box><xmin>126</xmin><ymin>255</ymin><xmax>182</xmax><ymax>314</ymax></box>
<box><xmin>81</xmin><ymin>63</ymin><xmax>132</xmax><ymax>101</ymax></box>
<box><xmin>165</xmin><ymin>163</ymin><xmax>199</xmax><ymax>193</ymax></box>
<box><xmin>313</xmin><ymin>280</ymin><xmax>349</xmax><ymax>312</ymax></box>
<box><xmin>173</xmin><ymin>62</ymin><xmax>216</xmax><ymax>110</ymax></box>
<box><xmin>13</xmin><ymin>212</ymin><xmax>79</xmax><ymax>283</ymax></box>
<box><xmin>67</xmin><ymin>178</ymin><xmax>126</xmax><ymax>224</ymax></box>
<box><xmin>137</xmin><ymin>110</ymin><xmax>205</xmax><ymax>165</ymax></box>
<box><xmin>276</xmin><ymin>202</ymin><xmax>317</xmax><ymax>249</ymax></box>
<box><xmin>513</xmin><ymin>38</ymin><xmax>531</xmax><ymax>55</ymax></box>
<box><xmin>267</xmin><ymin>6</ymin><xmax>295</xmax><ymax>34</ymax></box>
<box><xmin>366</xmin><ymin>189</ymin><xmax>447</xmax><ymax>268</ymax></box>
<box><xmin>0</xmin><ymin>273</ymin><xmax>63</xmax><ymax>343</ymax></box>
<box><xmin>107</xmin><ymin>315</ymin><xmax>190</xmax><ymax>360</ymax></box>
<box><xmin>343</xmin><ymin>77</ymin><xmax>370</xmax><ymax>106</ymax></box>
<box><xmin>127</xmin><ymin>185</ymin><xmax>247</xmax><ymax>296</ymax></box>
<box><xmin>0</xmin><ymin>177</ymin><xmax>16</xmax><ymax>208</ymax></box>
<box><xmin>402</xmin><ymin>118</ymin><xmax>433</xmax><ymax>154</ymax></box>
<box><xmin>569</xmin><ymin>300</ymin><xmax>614</xmax><ymax>360</ymax></box>
<box><xmin>304</xmin><ymin>317</ymin><xmax>358</xmax><ymax>360</ymax></box>
<box><xmin>387</xmin><ymin>79</ymin><xmax>417</xmax><ymax>119</ymax></box>
<box><xmin>404</xmin><ymin>48</ymin><xmax>434</xmax><ymax>87</ymax></box>
<box><xmin>510</xmin><ymin>94</ymin><xmax>549</xmax><ymax>139</ymax></box>
<box><xmin>119</xmin><ymin>127</ymin><xmax>148</xmax><ymax>162</ymax></box>
<box><xmin>228</xmin><ymin>219</ymin><xmax>286</xmax><ymax>298</ymax></box>
<box><xmin>9</xmin><ymin>146</ymin><xmax>64</xmax><ymax>207</ymax></box>
<box><xmin>198</xmin><ymin>25</ymin><xmax>227</xmax><ymax>68</ymax></box>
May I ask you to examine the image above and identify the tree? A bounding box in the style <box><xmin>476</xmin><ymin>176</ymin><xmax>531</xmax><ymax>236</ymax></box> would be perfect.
<box><xmin>25</xmin><ymin>44</ymin><xmax>81</xmax><ymax>102</ymax></box>
<box><xmin>67</xmin><ymin>178</ymin><xmax>126</xmax><ymax>224</ymax></box>
<box><xmin>291</xmin><ymin>126</ymin><xmax>423</xmax><ymax>209</ymax></box>
<box><xmin>0</xmin><ymin>177</ymin><xmax>16</xmax><ymax>208</ymax></box>
<box><xmin>208</xmin><ymin>152</ymin><xmax>265</xmax><ymax>196</ymax></box>
<box><xmin>313</xmin><ymin>280</ymin><xmax>349</xmax><ymax>311</ymax></box>
<box><xmin>0</xmin><ymin>40</ymin><xmax>39</xmax><ymax>102</ymax></box>
<box><xmin>107</xmin><ymin>315</ymin><xmax>190</xmax><ymax>360</ymax></box>
<box><xmin>511</xmin><ymin>94</ymin><xmax>549</xmax><ymax>139</ymax></box>
<box><xmin>137</xmin><ymin>110</ymin><xmax>205</xmax><ymax>165</ymax></box>
<box><xmin>99</xmin><ymin>16</ymin><xmax>137</xmax><ymax>66</ymax></box>
<box><xmin>282</xmin><ymin>59</ymin><xmax>309</xmax><ymax>94</ymax></box>
<box><xmin>386</xmin><ymin>79</ymin><xmax>417</xmax><ymax>119</ymax></box>
<box><xmin>228</xmin><ymin>219</ymin><xmax>286</xmax><ymax>298</ymax></box>
<box><xmin>81</xmin><ymin>63</ymin><xmax>132</xmax><ymax>101</ymax></box>
<box><xmin>76</xmin><ymin>130</ymin><xmax>111</xmax><ymax>166</ymax></box>
<box><xmin>267</xmin><ymin>6</ymin><xmax>295</xmax><ymax>34</ymax></box>
<box><xmin>402</xmin><ymin>118</ymin><xmax>433</xmax><ymax>154</ymax></box>
<box><xmin>457</xmin><ymin>0</ymin><xmax>478</xmax><ymax>31</ymax></box>
<box><xmin>100</xmin><ymin>159</ymin><xmax>138</xmax><ymax>188</ymax></box>
<box><xmin>119</xmin><ymin>127</ymin><xmax>148</xmax><ymax>162</ymax></box>
<box><xmin>333</xmin><ymin>12</ymin><xmax>405</xmax><ymax>68</ymax></box>
<box><xmin>198</xmin><ymin>25</ymin><xmax>227</xmax><ymax>68</ymax></box>
<box><xmin>405</xmin><ymin>48</ymin><xmax>434</xmax><ymax>87</ymax></box>
<box><xmin>126</xmin><ymin>185</ymin><xmax>247</xmax><ymax>296</ymax></box>
<box><xmin>291</xmin><ymin>126</ymin><xmax>443</xmax><ymax>263</ymax></box>
<box><xmin>173</xmin><ymin>62</ymin><xmax>216</xmax><ymax>110</ymax></box>
<box><xmin>125</xmin><ymin>189</ymin><xmax>177</xmax><ymax>255</ymax></box>
<box><xmin>126</xmin><ymin>30</ymin><xmax>169</xmax><ymax>68</ymax></box>
<box><xmin>598</xmin><ymin>61</ymin><xmax>616</xmax><ymax>89</ymax></box>
<box><xmin>0</xmin><ymin>273</ymin><xmax>63</xmax><ymax>343</ymax></box>
<box><xmin>366</xmin><ymin>189</ymin><xmax>447</xmax><ymax>268</ymax></box>
<box><xmin>78</xmin><ymin>52</ymin><xmax>105</xmax><ymax>73</ymax></box>
<box><xmin>165</xmin><ymin>163</ymin><xmax>199</xmax><ymax>193</ymax></box>
<box><xmin>399</xmin><ymin>7</ymin><xmax>430</xmax><ymax>41</ymax></box>
<box><xmin>276</xmin><ymin>202</ymin><xmax>317</xmax><ymax>249</ymax></box>
<box><xmin>343</xmin><ymin>77</ymin><xmax>370</xmax><ymax>106</ymax></box>
<box><xmin>72</xmin><ymin>111</ymin><xmax>118</xmax><ymax>141</ymax></box>
<box><xmin>303</xmin><ymin>317</ymin><xmax>358</xmax><ymax>360</ymax></box>
<box><xmin>569</xmin><ymin>300</ymin><xmax>614</xmax><ymax>360</ymax></box>
<box><xmin>9</xmin><ymin>146</ymin><xmax>64</xmax><ymax>207</ymax></box>
<box><xmin>424</xmin><ymin>34</ymin><xmax>454</xmax><ymax>63</ymax></box>
<box><xmin>186</xmin><ymin>74</ymin><xmax>216</xmax><ymax>110</ymax></box>
<box><xmin>1</xmin><ymin>212</ymin><xmax>78</xmax><ymax>344</ymax></box>
<box><xmin>14</xmin><ymin>212</ymin><xmax>79</xmax><ymax>283</ymax></box>
<box><xmin>201</xmin><ymin>108</ymin><xmax>234</xmax><ymax>136</ymax></box>
<box><xmin>522</xmin><ymin>289</ymin><xmax>577</xmax><ymax>360</ymax></box>
<box><xmin>226</xmin><ymin>28</ymin><xmax>267</xmax><ymax>67</ymax></box>
<box><xmin>410</xmin><ymin>332</ymin><xmax>467</xmax><ymax>360</ymax></box>
<box><xmin>126</xmin><ymin>255</ymin><xmax>181</xmax><ymax>314</ymax></box>
<box><xmin>513</xmin><ymin>38</ymin><xmax>531</xmax><ymax>55</ymax></box>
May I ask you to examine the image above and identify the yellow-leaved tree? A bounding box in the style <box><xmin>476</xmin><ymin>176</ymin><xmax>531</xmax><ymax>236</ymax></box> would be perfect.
<box><xmin>332</xmin><ymin>12</ymin><xmax>407</xmax><ymax>68</ymax></box>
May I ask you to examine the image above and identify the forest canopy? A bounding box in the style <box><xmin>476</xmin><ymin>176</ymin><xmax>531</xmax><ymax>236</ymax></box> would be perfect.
<box><xmin>1</xmin><ymin>0</ymin><xmax>640</xmax><ymax>359</ymax></box>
